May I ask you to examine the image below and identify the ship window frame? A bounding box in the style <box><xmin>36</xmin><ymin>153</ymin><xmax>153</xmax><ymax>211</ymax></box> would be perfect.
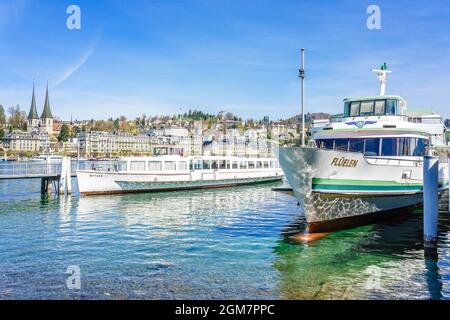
<box><xmin>349</xmin><ymin>138</ymin><xmax>364</xmax><ymax>153</ymax></box>
<box><xmin>119</xmin><ymin>161</ymin><xmax>128</xmax><ymax>171</ymax></box>
<box><xmin>374</xmin><ymin>100</ymin><xmax>386</xmax><ymax>115</ymax></box>
<box><xmin>248</xmin><ymin>161</ymin><xmax>256</xmax><ymax>169</ymax></box>
<box><xmin>219</xmin><ymin>160</ymin><xmax>227</xmax><ymax>170</ymax></box>
<box><xmin>334</xmin><ymin>139</ymin><xmax>350</xmax><ymax>152</ymax></box>
<box><xmin>360</xmin><ymin>101</ymin><xmax>374</xmax><ymax>116</ymax></box>
<box><xmin>232</xmin><ymin>161</ymin><xmax>238</xmax><ymax>169</ymax></box>
<box><xmin>239</xmin><ymin>161</ymin><xmax>247</xmax><ymax>169</ymax></box>
<box><xmin>386</xmin><ymin>99</ymin><xmax>398</xmax><ymax>115</ymax></box>
<box><xmin>256</xmin><ymin>161</ymin><xmax>262</xmax><ymax>169</ymax></box>
<box><xmin>203</xmin><ymin>160</ymin><xmax>211</xmax><ymax>170</ymax></box>
<box><xmin>177</xmin><ymin>161</ymin><xmax>188</xmax><ymax>171</ymax></box>
<box><xmin>164</xmin><ymin>161</ymin><xmax>177</xmax><ymax>171</ymax></box>
<box><xmin>349</xmin><ymin>102</ymin><xmax>361</xmax><ymax>117</ymax></box>
<box><xmin>130</xmin><ymin>161</ymin><xmax>146</xmax><ymax>172</ymax></box>
<box><xmin>381</xmin><ymin>137</ymin><xmax>399</xmax><ymax>156</ymax></box>
<box><xmin>364</xmin><ymin>138</ymin><xmax>381</xmax><ymax>156</ymax></box>
<box><xmin>148</xmin><ymin>160</ymin><xmax>162</xmax><ymax>171</ymax></box>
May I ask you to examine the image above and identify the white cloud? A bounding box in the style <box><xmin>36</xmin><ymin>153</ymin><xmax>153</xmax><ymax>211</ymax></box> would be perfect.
<box><xmin>52</xmin><ymin>46</ymin><xmax>95</xmax><ymax>88</ymax></box>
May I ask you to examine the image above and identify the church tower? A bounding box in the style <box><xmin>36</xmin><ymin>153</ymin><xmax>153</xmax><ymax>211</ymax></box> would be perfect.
<box><xmin>40</xmin><ymin>82</ymin><xmax>54</xmax><ymax>135</ymax></box>
<box><xmin>27</xmin><ymin>82</ymin><xmax>40</xmax><ymax>132</ymax></box>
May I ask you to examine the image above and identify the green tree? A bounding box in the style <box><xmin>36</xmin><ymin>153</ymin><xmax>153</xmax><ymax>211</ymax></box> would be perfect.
<box><xmin>114</xmin><ymin>118</ymin><xmax>120</xmax><ymax>130</ymax></box>
<box><xmin>8</xmin><ymin>105</ymin><xmax>25</xmax><ymax>129</ymax></box>
<box><xmin>58</xmin><ymin>124</ymin><xmax>70</xmax><ymax>142</ymax></box>
<box><xmin>0</xmin><ymin>128</ymin><xmax>4</xmax><ymax>139</ymax></box>
<box><xmin>0</xmin><ymin>105</ymin><xmax>6</xmax><ymax>126</ymax></box>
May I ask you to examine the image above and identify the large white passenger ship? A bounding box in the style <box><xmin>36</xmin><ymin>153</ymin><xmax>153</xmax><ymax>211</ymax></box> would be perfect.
<box><xmin>77</xmin><ymin>155</ymin><xmax>283</xmax><ymax>195</ymax></box>
<box><xmin>279</xmin><ymin>65</ymin><xmax>449</xmax><ymax>232</ymax></box>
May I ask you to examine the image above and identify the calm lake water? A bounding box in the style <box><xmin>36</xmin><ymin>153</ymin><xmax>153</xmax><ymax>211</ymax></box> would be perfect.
<box><xmin>0</xmin><ymin>163</ymin><xmax>449</xmax><ymax>299</ymax></box>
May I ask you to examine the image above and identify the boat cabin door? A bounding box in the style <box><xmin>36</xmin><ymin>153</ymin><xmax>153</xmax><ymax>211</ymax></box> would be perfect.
<box><xmin>190</xmin><ymin>158</ymin><xmax>203</xmax><ymax>181</ymax></box>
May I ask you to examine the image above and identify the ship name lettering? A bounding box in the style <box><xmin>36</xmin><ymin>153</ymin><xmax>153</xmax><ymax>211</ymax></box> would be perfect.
<box><xmin>331</xmin><ymin>157</ymin><xmax>358</xmax><ymax>168</ymax></box>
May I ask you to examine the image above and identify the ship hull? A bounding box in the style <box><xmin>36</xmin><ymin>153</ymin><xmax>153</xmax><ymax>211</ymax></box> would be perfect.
<box><xmin>77</xmin><ymin>169</ymin><xmax>283</xmax><ymax>195</ymax></box>
<box><xmin>279</xmin><ymin>147</ymin><xmax>447</xmax><ymax>232</ymax></box>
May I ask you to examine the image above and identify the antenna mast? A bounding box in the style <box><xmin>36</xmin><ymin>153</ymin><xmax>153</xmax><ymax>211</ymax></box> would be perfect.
<box><xmin>299</xmin><ymin>48</ymin><xmax>305</xmax><ymax>147</ymax></box>
<box><xmin>372</xmin><ymin>63</ymin><xmax>392</xmax><ymax>96</ymax></box>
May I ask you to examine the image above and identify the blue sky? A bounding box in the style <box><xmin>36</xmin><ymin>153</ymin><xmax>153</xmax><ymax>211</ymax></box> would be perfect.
<box><xmin>1</xmin><ymin>0</ymin><xmax>450</xmax><ymax>121</ymax></box>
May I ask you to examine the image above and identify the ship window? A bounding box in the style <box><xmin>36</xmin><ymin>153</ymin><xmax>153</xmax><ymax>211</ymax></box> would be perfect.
<box><xmin>211</xmin><ymin>160</ymin><xmax>218</xmax><ymax>170</ymax></box>
<box><xmin>130</xmin><ymin>161</ymin><xmax>146</xmax><ymax>171</ymax></box>
<box><xmin>364</xmin><ymin>138</ymin><xmax>380</xmax><ymax>156</ymax></box>
<box><xmin>248</xmin><ymin>161</ymin><xmax>256</xmax><ymax>169</ymax></box>
<box><xmin>381</xmin><ymin>138</ymin><xmax>398</xmax><ymax>156</ymax></box>
<box><xmin>193</xmin><ymin>160</ymin><xmax>202</xmax><ymax>170</ymax></box>
<box><xmin>263</xmin><ymin>161</ymin><xmax>269</xmax><ymax>168</ymax></box>
<box><xmin>148</xmin><ymin>161</ymin><xmax>162</xmax><ymax>171</ymax></box>
<box><xmin>360</xmin><ymin>101</ymin><xmax>374</xmax><ymax>115</ymax></box>
<box><xmin>374</xmin><ymin>100</ymin><xmax>386</xmax><ymax>115</ymax></box>
<box><xmin>344</xmin><ymin>102</ymin><xmax>350</xmax><ymax>117</ymax></box>
<box><xmin>119</xmin><ymin>161</ymin><xmax>127</xmax><ymax>171</ymax></box>
<box><xmin>256</xmin><ymin>161</ymin><xmax>262</xmax><ymax>168</ymax></box>
<box><xmin>398</xmin><ymin>138</ymin><xmax>411</xmax><ymax>156</ymax></box>
<box><xmin>334</xmin><ymin>139</ymin><xmax>349</xmax><ymax>151</ymax></box>
<box><xmin>349</xmin><ymin>139</ymin><xmax>364</xmax><ymax>153</ymax></box>
<box><xmin>178</xmin><ymin>161</ymin><xmax>187</xmax><ymax>171</ymax></box>
<box><xmin>386</xmin><ymin>100</ymin><xmax>397</xmax><ymax>115</ymax></box>
<box><xmin>240</xmin><ymin>161</ymin><xmax>247</xmax><ymax>169</ymax></box>
<box><xmin>322</xmin><ymin>139</ymin><xmax>334</xmax><ymax>150</ymax></box>
<box><xmin>219</xmin><ymin>160</ymin><xmax>226</xmax><ymax>169</ymax></box>
<box><xmin>349</xmin><ymin>102</ymin><xmax>360</xmax><ymax>117</ymax></box>
<box><xmin>203</xmin><ymin>160</ymin><xmax>211</xmax><ymax>169</ymax></box>
<box><xmin>412</xmin><ymin>138</ymin><xmax>428</xmax><ymax>156</ymax></box>
<box><xmin>232</xmin><ymin>161</ymin><xmax>238</xmax><ymax>169</ymax></box>
<box><xmin>164</xmin><ymin>161</ymin><xmax>176</xmax><ymax>171</ymax></box>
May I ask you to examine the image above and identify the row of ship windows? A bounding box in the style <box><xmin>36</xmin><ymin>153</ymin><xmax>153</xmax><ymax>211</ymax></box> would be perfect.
<box><xmin>118</xmin><ymin>160</ymin><xmax>279</xmax><ymax>172</ymax></box>
<box><xmin>344</xmin><ymin>99</ymin><xmax>400</xmax><ymax>117</ymax></box>
<box><xmin>315</xmin><ymin>137</ymin><xmax>428</xmax><ymax>157</ymax></box>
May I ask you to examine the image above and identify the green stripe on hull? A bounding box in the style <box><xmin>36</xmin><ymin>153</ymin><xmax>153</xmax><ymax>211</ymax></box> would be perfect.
<box><xmin>312</xmin><ymin>178</ymin><xmax>422</xmax><ymax>187</ymax></box>
<box><xmin>312</xmin><ymin>177</ymin><xmax>424</xmax><ymax>192</ymax></box>
<box><xmin>312</xmin><ymin>184</ymin><xmax>423</xmax><ymax>191</ymax></box>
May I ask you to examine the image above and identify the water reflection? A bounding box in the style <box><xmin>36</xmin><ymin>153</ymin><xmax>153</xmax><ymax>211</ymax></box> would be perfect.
<box><xmin>1</xmin><ymin>175</ymin><xmax>450</xmax><ymax>299</ymax></box>
<box><xmin>274</xmin><ymin>206</ymin><xmax>450</xmax><ymax>299</ymax></box>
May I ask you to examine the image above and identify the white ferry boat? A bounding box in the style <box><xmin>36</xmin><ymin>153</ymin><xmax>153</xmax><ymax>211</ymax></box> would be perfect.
<box><xmin>31</xmin><ymin>155</ymin><xmax>63</xmax><ymax>163</ymax></box>
<box><xmin>77</xmin><ymin>155</ymin><xmax>283</xmax><ymax>195</ymax></box>
<box><xmin>279</xmin><ymin>65</ymin><xmax>449</xmax><ymax>232</ymax></box>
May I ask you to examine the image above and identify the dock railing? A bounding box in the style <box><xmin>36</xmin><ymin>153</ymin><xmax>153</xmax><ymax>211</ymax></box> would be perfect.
<box><xmin>0</xmin><ymin>162</ymin><xmax>80</xmax><ymax>179</ymax></box>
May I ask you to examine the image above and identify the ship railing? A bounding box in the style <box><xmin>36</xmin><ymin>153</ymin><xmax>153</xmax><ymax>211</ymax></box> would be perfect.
<box><xmin>364</xmin><ymin>156</ymin><xmax>423</xmax><ymax>167</ymax></box>
<box><xmin>330</xmin><ymin>114</ymin><xmax>417</xmax><ymax>123</ymax></box>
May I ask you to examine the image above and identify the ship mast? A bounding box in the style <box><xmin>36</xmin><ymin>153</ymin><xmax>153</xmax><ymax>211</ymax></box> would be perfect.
<box><xmin>299</xmin><ymin>48</ymin><xmax>305</xmax><ymax>147</ymax></box>
<box><xmin>372</xmin><ymin>63</ymin><xmax>392</xmax><ymax>96</ymax></box>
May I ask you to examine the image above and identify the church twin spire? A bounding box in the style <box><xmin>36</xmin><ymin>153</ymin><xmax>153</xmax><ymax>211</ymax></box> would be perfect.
<box><xmin>27</xmin><ymin>81</ymin><xmax>54</xmax><ymax>134</ymax></box>
<box><xmin>41</xmin><ymin>82</ymin><xmax>53</xmax><ymax>119</ymax></box>
<box><xmin>27</xmin><ymin>82</ymin><xmax>39</xmax><ymax>120</ymax></box>
<box><xmin>27</xmin><ymin>81</ymin><xmax>53</xmax><ymax>121</ymax></box>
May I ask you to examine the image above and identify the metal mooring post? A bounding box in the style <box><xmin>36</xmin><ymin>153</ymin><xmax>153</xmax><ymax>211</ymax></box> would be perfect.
<box><xmin>423</xmin><ymin>155</ymin><xmax>439</xmax><ymax>248</ymax></box>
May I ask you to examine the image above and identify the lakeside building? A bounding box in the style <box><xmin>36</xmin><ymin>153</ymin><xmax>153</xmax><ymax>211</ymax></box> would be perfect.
<box><xmin>1</xmin><ymin>131</ymin><xmax>50</xmax><ymax>152</ymax></box>
<box><xmin>77</xmin><ymin>131</ymin><xmax>155</xmax><ymax>156</ymax></box>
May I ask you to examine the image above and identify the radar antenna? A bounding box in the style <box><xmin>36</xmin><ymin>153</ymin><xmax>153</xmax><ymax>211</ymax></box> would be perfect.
<box><xmin>371</xmin><ymin>62</ymin><xmax>392</xmax><ymax>96</ymax></box>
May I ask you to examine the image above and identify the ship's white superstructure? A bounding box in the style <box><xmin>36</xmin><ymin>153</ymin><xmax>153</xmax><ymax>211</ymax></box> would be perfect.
<box><xmin>77</xmin><ymin>155</ymin><xmax>283</xmax><ymax>195</ymax></box>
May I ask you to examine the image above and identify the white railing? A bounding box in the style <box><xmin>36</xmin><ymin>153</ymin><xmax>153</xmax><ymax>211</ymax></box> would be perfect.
<box><xmin>364</xmin><ymin>156</ymin><xmax>423</xmax><ymax>167</ymax></box>
<box><xmin>0</xmin><ymin>162</ymin><xmax>81</xmax><ymax>178</ymax></box>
